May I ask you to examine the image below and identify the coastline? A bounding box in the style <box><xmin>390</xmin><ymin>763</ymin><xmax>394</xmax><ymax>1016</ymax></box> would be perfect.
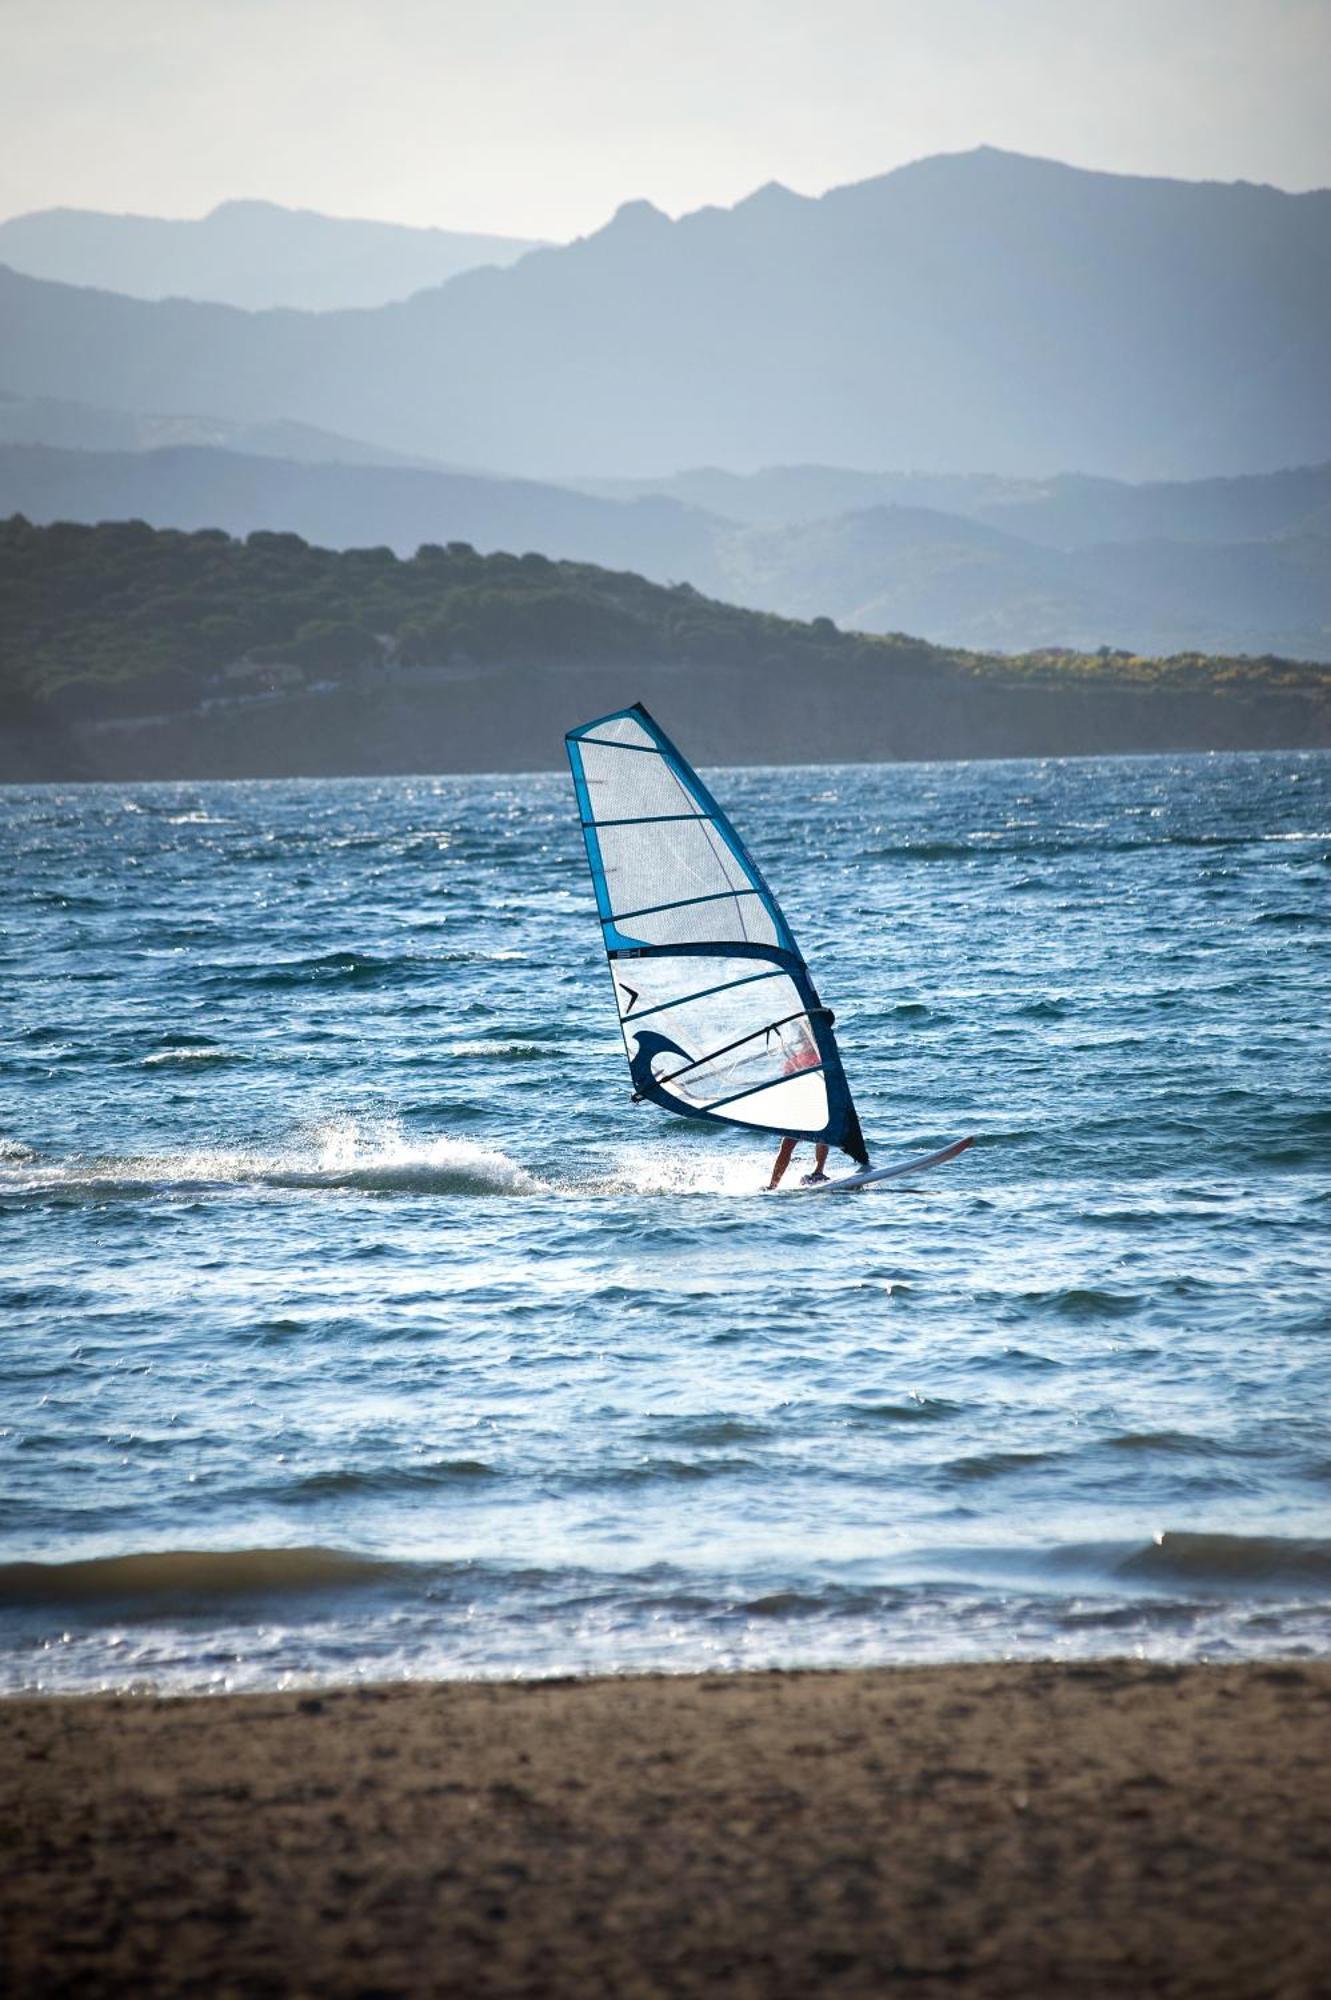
<box><xmin>5</xmin><ymin>1659</ymin><xmax>1329</xmax><ymax>1998</ymax></box>
<box><xmin>5</xmin><ymin>673</ymin><xmax>1327</xmax><ymax>784</ymax></box>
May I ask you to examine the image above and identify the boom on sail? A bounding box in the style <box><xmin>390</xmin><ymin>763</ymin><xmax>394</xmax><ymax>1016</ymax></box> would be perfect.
<box><xmin>565</xmin><ymin>703</ymin><xmax>868</xmax><ymax>1165</ymax></box>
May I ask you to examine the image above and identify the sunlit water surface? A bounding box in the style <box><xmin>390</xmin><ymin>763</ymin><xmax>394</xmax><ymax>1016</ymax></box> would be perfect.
<box><xmin>1</xmin><ymin>753</ymin><xmax>1328</xmax><ymax>1692</ymax></box>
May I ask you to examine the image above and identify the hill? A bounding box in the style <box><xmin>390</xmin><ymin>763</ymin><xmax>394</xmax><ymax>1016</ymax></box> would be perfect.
<box><xmin>0</xmin><ymin>443</ymin><xmax>718</xmax><ymax>587</ymax></box>
<box><xmin>719</xmin><ymin>504</ymin><xmax>1331</xmax><ymax>662</ymax></box>
<box><xmin>1</xmin><ymin>151</ymin><xmax>1327</xmax><ymax>480</ymax></box>
<box><xmin>0</xmin><ymin>391</ymin><xmax>449</xmax><ymax>467</ymax></box>
<box><xmin>1</xmin><ymin>516</ymin><xmax>1325</xmax><ymax>782</ymax></box>
<box><xmin>2</xmin><ymin>443</ymin><xmax>1328</xmax><ymax>662</ymax></box>
<box><xmin>0</xmin><ymin>200</ymin><xmax>544</xmax><ymax>311</ymax></box>
<box><xmin>579</xmin><ymin>463</ymin><xmax>1331</xmax><ymax>546</ymax></box>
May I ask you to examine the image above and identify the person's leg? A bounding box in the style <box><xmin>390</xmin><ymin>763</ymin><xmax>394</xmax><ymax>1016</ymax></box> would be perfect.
<box><xmin>767</xmin><ymin>1136</ymin><xmax>797</xmax><ymax>1190</ymax></box>
<box><xmin>814</xmin><ymin>1144</ymin><xmax>829</xmax><ymax>1173</ymax></box>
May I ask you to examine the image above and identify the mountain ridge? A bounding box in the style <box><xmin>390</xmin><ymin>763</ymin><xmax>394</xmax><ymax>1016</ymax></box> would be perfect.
<box><xmin>2</xmin><ymin>148</ymin><xmax>1326</xmax><ymax>478</ymax></box>
<box><xmin>0</xmin><ymin>200</ymin><xmax>545</xmax><ymax>312</ymax></box>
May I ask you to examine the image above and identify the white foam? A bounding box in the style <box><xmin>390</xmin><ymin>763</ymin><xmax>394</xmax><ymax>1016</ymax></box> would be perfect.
<box><xmin>296</xmin><ymin>1118</ymin><xmax>543</xmax><ymax>1195</ymax></box>
<box><xmin>576</xmin><ymin>1142</ymin><xmax>770</xmax><ymax>1198</ymax></box>
<box><xmin>140</xmin><ymin>1047</ymin><xmax>240</xmax><ymax>1067</ymax></box>
<box><xmin>0</xmin><ymin>1118</ymin><xmax>543</xmax><ymax>1200</ymax></box>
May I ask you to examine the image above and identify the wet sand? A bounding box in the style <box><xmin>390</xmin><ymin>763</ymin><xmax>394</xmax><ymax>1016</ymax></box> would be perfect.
<box><xmin>4</xmin><ymin>1660</ymin><xmax>1330</xmax><ymax>1998</ymax></box>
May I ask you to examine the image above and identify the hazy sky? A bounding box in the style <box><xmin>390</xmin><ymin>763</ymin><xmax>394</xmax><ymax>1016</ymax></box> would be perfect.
<box><xmin>3</xmin><ymin>0</ymin><xmax>1328</xmax><ymax>236</ymax></box>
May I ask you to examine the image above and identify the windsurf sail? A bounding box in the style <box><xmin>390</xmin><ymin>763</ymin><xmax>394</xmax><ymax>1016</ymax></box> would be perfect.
<box><xmin>565</xmin><ymin>703</ymin><xmax>868</xmax><ymax>1165</ymax></box>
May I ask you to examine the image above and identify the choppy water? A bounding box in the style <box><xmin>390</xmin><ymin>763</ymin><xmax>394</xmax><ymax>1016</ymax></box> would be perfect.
<box><xmin>2</xmin><ymin>752</ymin><xmax>1328</xmax><ymax>1694</ymax></box>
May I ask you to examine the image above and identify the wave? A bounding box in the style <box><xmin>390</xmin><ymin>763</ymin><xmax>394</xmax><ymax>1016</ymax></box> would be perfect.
<box><xmin>849</xmin><ymin>1397</ymin><xmax>961</xmax><ymax>1426</ymax></box>
<box><xmin>274</xmin><ymin>1127</ymin><xmax>541</xmax><ymax>1196</ymax></box>
<box><xmin>1104</xmin><ymin>1431</ymin><xmax>1220</xmax><ymax>1457</ymax></box>
<box><xmin>1116</xmin><ymin>1532</ymin><xmax>1331</xmax><ymax>1593</ymax></box>
<box><xmin>0</xmin><ymin>1545</ymin><xmax>399</xmax><ymax>1609</ymax></box>
<box><xmin>641</xmin><ymin>1417</ymin><xmax>773</xmax><ymax>1445</ymax></box>
<box><xmin>852</xmin><ymin>1002</ymin><xmax>957</xmax><ymax>1032</ymax></box>
<box><xmin>568</xmin><ymin>1456</ymin><xmax>756</xmax><ymax>1490</ymax></box>
<box><xmin>286</xmin><ymin>1460</ymin><xmax>500</xmax><ymax>1498</ymax></box>
<box><xmin>948</xmin><ymin>1449</ymin><xmax>1067</xmax><ymax>1482</ymax></box>
<box><xmin>141</xmin><ymin>1047</ymin><xmax>246</xmax><ymax>1069</ymax></box>
<box><xmin>208</xmin><ymin>951</ymin><xmax>413</xmax><ymax>990</ymax></box>
<box><xmin>26</xmin><ymin>890</ymin><xmax>108</xmax><ymax>911</ymax></box>
<box><xmin>0</xmin><ymin>1126</ymin><xmax>834</xmax><ymax>1203</ymax></box>
<box><xmin>858</xmin><ymin>841</ymin><xmax>982</xmax><ymax>861</ymax></box>
<box><xmin>0</xmin><ymin>1120</ymin><xmax>542</xmax><ymax>1200</ymax></box>
<box><xmin>918</xmin><ymin>1532</ymin><xmax>1331</xmax><ymax>1599</ymax></box>
<box><xmin>1017</xmin><ymin>1286</ymin><xmax>1144</xmax><ymax>1319</ymax></box>
<box><xmin>857</xmin><ymin>832</ymin><xmax>1328</xmax><ymax>863</ymax></box>
<box><xmin>6</xmin><ymin>1532</ymin><xmax>1331</xmax><ymax>1636</ymax></box>
<box><xmin>448</xmin><ymin>1042</ymin><xmax>558</xmax><ymax>1063</ymax></box>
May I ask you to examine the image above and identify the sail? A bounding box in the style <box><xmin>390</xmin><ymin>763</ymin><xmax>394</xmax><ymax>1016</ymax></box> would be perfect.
<box><xmin>565</xmin><ymin>703</ymin><xmax>868</xmax><ymax>1165</ymax></box>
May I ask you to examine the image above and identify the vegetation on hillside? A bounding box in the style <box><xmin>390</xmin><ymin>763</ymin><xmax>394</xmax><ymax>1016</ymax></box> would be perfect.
<box><xmin>3</xmin><ymin>516</ymin><xmax>1324</xmax><ymax>735</ymax></box>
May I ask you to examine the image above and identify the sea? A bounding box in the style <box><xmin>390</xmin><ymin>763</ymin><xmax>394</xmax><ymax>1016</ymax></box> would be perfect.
<box><xmin>2</xmin><ymin>751</ymin><xmax>1328</xmax><ymax>1695</ymax></box>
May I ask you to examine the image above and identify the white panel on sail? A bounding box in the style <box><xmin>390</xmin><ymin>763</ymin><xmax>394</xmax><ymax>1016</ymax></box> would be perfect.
<box><xmin>582</xmin><ymin>714</ymin><xmax>657</xmax><ymax>748</ymax></box>
<box><xmin>620</xmin><ymin>896</ymin><xmax>779</xmax><ymax>950</ymax></box>
<box><xmin>611</xmin><ymin>954</ymin><xmax>783</xmax><ymax>1024</ymax></box>
<box><xmin>619</xmin><ymin>970</ymin><xmax>801</xmax><ymax>1044</ymax></box>
<box><xmin>598</xmin><ymin>817</ymin><xmax>750</xmax><ymax>919</ymax></box>
<box><xmin>580</xmin><ymin>740</ymin><xmax>780</xmax><ymax>950</ymax></box>
<box><xmin>639</xmin><ymin>988</ymin><xmax>813</xmax><ymax>1107</ymax></box>
<box><xmin>577</xmin><ymin>741</ymin><xmax>702</xmax><ymax>827</ymax></box>
<box><xmin>688</xmin><ymin>1069</ymin><xmax>831</xmax><ymax>1134</ymax></box>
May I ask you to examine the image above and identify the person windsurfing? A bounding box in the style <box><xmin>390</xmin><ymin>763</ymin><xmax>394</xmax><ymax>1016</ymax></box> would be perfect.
<box><xmin>764</xmin><ymin>1019</ymin><xmax>831</xmax><ymax>1189</ymax></box>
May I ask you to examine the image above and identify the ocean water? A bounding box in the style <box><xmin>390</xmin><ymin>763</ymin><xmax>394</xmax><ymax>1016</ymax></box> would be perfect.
<box><xmin>1</xmin><ymin>751</ymin><xmax>1328</xmax><ymax>1695</ymax></box>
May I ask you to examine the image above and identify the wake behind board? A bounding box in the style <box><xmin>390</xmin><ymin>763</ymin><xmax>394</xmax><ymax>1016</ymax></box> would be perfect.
<box><xmin>792</xmin><ymin>1135</ymin><xmax>976</xmax><ymax>1194</ymax></box>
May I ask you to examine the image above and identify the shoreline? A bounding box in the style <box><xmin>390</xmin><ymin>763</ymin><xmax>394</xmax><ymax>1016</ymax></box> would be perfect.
<box><xmin>5</xmin><ymin>1659</ymin><xmax>1330</xmax><ymax>1997</ymax></box>
<box><xmin>6</xmin><ymin>710</ymin><xmax>1328</xmax><ymax>785</ymax></box>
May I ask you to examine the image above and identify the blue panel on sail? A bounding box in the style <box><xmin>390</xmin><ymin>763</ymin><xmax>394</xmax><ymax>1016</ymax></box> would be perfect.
<box><xmin>565</xmin><ymin>703</ymin><xmax>868</xmax><ymax>1165</ymax></box>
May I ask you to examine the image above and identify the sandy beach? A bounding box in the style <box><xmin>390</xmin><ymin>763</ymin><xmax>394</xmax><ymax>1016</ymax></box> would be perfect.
<box><xmin>4</xmin><ymin>1659</ymin><xmax>1330</xmax><ymax>1998</ymax></box>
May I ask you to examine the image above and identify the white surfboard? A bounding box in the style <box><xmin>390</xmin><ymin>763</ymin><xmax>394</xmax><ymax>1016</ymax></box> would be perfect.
<box><xmin>791</xmin><ymin>1134</ymin><xmax>976</xmax><ymax>1193</ymax></box>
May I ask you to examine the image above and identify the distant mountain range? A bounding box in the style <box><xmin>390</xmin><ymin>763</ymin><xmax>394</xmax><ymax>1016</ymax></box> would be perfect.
<box><xmin>0</xmin><ymin>389</ymin><xmax>444</xmax><ymax>467</ymax></box>
<box><xmin>716</xmin><ymin>504</ymin><xmax>1331</xmax><ymax>661</ymax></box>
<box><xmin>2</xmin><ymin>150</ymin><xmax>1328</xmax><ymax>480</ymax></box>
<box><xmin>0</xmin><ymin>200</ymin><xmax>544</xmax><ymax>311</ymax></box>
<box><xmin>2</xmin><ymin>150</ymin><xmax>1327</xmax><ymax>667</ymax></box>
<box><xmin>577</xmin><ymin>463</ymin><xmax>1331</xmax><ymax>546</ymax></box>
<box><xmin>4</xmin><ymin>435</ymin><xmax>1328</xmax><ymax>660</ymax></box>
